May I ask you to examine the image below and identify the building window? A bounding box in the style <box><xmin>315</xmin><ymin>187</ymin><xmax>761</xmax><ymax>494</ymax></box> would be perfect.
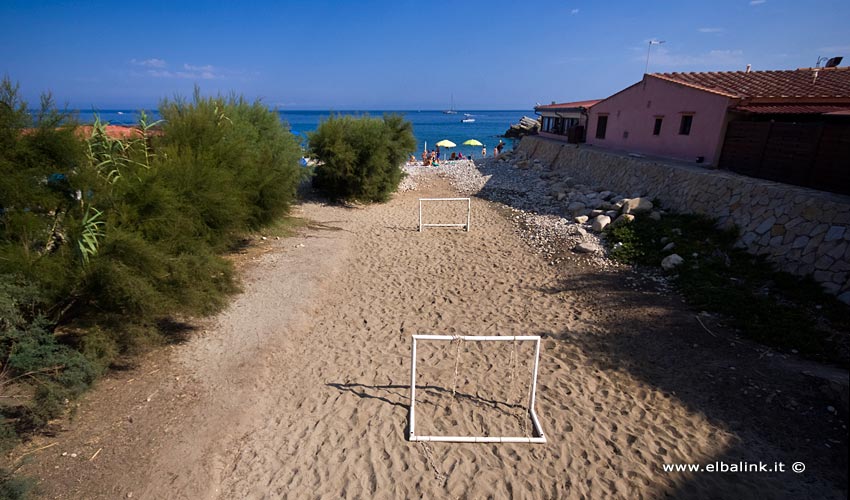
<box><xmin>653</xmin><ymin>117</ymin><xmax>663</xmax><ymax>136</ymax></box>
<box><xmin>595</xmin><ymin>115</ymin><xmax>608</xmax><ymax>139</ymax></box>
<box><xmin>679</xmin><ymin>115</ymin><xmax>693</xmax><ymax>135</ymax></box>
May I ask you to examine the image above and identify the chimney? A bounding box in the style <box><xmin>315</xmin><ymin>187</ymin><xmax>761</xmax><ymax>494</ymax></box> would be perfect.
<box><xmin>745</xmin><ymin>64</ymin><xmax>751</xmax><ymax>73</ymax></box>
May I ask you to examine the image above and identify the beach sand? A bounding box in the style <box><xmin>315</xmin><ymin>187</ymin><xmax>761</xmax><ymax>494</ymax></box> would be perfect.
<box><xmin>14</xmin><ymin>173</ymin><xmax>846</xmax><ymax>498</ymax></box>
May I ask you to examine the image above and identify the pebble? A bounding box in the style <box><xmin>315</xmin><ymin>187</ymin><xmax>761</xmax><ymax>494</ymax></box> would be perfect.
<box><xmin>401</xmin><ymin>158</ymin><xmax>623</xmax><ymax>269</ymax></box>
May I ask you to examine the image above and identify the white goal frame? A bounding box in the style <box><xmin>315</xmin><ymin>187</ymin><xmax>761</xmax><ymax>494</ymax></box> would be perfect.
<box><xmin>408</xmin><ymin>335</ymin><xmax>546</xmax><ymax>444</ymax></box>
<box><xmin>418</xmin><ymin>198</ymin><xmax>471</xmax><ymax>232</ymax></box>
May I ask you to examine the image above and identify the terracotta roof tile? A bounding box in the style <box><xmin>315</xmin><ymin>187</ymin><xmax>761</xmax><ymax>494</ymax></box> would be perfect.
<box><xmin>649</xmin><ymin>67</ymin><xmax>850</xmax><ymax>101</ymax></box>
<box><xmin>733</xmin><ymin>103</ymin><xmax>850</xmax><ymax>114</ymax></box>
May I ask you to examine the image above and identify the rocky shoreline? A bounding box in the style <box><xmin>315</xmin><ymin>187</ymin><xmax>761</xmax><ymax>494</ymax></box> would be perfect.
<box><xmin>402</xmin><ymin>152</ymin><xmax>666</xmax><ymax>270</ymax></box>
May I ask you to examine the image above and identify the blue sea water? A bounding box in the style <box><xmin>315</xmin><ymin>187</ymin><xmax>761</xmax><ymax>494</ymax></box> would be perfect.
<box><xmin>73</xmin><ymin>109</ymin><xmax>532</xmax><ymax>156</ymax></box>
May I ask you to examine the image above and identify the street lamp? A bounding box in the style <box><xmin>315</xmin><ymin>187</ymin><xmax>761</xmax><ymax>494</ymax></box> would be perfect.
<box><xmin>645</xmin><ymin>40</ymin><xmax>665</xmax><ymax>74</ymax></box>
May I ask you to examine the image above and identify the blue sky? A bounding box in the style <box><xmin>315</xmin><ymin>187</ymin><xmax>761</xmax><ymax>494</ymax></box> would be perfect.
<box><xmin>1</xmin><ymin>0</ymin><xmax>848</xmax><ymax>110</ymax></box>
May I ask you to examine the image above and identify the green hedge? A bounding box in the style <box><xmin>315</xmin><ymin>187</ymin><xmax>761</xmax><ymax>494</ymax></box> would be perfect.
<box><xmin>309</xmin><ymin>113</ymin><xmax>415</xmax><ymax>202</ymax></box>
<box><xmin>0</xmin><ymin>80</ymin><xmax>303</xmax><ymax>445</ymax></box>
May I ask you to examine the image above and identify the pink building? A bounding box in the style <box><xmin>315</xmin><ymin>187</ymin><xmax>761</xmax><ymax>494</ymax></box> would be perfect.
<box><xmin>586</xmin><ymin>67</ymin><xmax>850</xmax><ymax>170</ymax></box>
<box><xmin>534</xmin><ymin>100</ymin><xmax>601</xmax><ymax>143</ymax></box>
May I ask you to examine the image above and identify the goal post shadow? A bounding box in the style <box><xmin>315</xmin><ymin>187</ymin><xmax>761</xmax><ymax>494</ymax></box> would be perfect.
<box><xmin>409</xmin><ymin>335</ymin><xmax>547</xmax><ymax>444</ymax></box>
<box><xmin>418</xmin><ymin>198</ymin><xmax>471</xmax><ymax>232</ymax></box>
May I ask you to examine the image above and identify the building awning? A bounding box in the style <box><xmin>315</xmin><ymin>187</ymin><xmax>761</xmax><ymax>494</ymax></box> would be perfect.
<box><xmin>535</xmin><ymin>99</ymin><xmax>601</xmax><ymax>113</ymax></box>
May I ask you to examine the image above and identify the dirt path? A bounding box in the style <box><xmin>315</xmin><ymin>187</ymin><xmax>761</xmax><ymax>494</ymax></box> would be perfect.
<box><xmin>13</xmin><ymin>175</ymin><xmax>848</xmax><ymax>498</ymax></box>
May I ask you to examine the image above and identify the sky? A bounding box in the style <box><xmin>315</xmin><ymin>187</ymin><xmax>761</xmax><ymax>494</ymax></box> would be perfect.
<box><xmin>1</xmin><ymin>0</ymin><xmax>849</xmax><ymax>110</ymax></box>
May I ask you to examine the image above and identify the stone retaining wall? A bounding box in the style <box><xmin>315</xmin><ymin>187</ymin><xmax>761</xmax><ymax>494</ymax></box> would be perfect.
<box><xmin>518</xmin><ymin>136</ymin><xmax>850</xmax><ymax>298</ymax></box>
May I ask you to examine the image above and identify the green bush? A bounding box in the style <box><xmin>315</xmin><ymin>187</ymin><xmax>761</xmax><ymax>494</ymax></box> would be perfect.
<box><xmin>0</xmin><ymin>80</ymin><xmax>303</xmax><ymax>441</ymax></box>
<box><xmin>605</xmin><ymin>211</ymin><xmax>849</xmax><ymax>366</ymax></box>
<box><xmin>0</xmin><ymin>467</ymin><xmax>34</xmax><ymax>500</ymax></box>
<box><xmin>309</xmin><ymin>114</ymin><xmax>415</xmax><ymax>202</ymax></box>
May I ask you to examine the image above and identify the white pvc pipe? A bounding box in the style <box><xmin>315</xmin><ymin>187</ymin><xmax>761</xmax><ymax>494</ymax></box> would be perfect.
<box><xmin>408</xmin><ymin>335</ymin><xmax>547</xmax><ymax>444</ymax></box>
<box><xmin>411</xmin><ymin>435</ymin><xmax>546</xmax><ymax>443</ymax></box>
<box><xmin>530</xmin><ymin>338</ymin><xmax>541</xmax><ymax>412</ymax></box>
<box><xmin>409</xmin><ymin>338</ymin><xmax>418</xmax><ymax>439</ymax></box>
<box><xmin>412</xmin><ymin>335</ymin><xmax>541</xmax><ymax>342</ymax></box>
<box><xmin>530</xmin><ymin>410</ymin><xmax>545</xmax><ymax>440</ymax></box>
<box><xmin>418</xmin><ymin>198</ymin><xmax>471</xmax><ymax>232</ymax></box>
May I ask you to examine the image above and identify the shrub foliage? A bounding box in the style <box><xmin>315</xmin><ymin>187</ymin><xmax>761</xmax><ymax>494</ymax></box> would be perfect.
<box><xmin>308</xmin><ymin>114</ymin><xmax>415</xmax><ymax>202</ymax></box>
<box><xmin>605</xmin><ymin>211</ymin><xmax>849</xmax><ymax>366</ymax></box>
<box><xmin>0</xmin><ymin>79</ymin><xmax>302</xmax><ymax>446</ymax></box>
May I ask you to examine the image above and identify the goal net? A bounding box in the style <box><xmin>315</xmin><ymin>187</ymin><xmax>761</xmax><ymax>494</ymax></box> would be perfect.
<box><xmin>418</xmin><ymin>198</ymin><xmax>471</xmax><ymax>232</ymax></box>
<box><xmin>409</xmin><ymin>335</ymin><xmax>546</xmax><ymax>443</ymax></box>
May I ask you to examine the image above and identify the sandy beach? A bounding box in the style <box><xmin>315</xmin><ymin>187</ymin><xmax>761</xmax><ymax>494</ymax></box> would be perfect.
<box><xmin>12</xmin><ymin>168</ymin><xmax>847</xmax><ymax>499</ymax></box>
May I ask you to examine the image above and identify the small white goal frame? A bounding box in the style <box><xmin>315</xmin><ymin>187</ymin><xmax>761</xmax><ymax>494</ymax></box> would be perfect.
<box><xmin>418</xmin><ymin>198</ymin><xmax>471</xmax><ymax>232</ymax></box>
<box><xmin>409</xmin><ymin>335</ymin><xmax>546</xmax><ymax>444</ymax></box>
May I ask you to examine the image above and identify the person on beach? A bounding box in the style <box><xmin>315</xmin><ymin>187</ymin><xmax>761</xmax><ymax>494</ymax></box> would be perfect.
<box><xmin>496</xmin><ymin>140</ymin><xmax>504</xmax><ymax>156</ymax></box>
<box><xmin>436</xmin><ymin>146</ymin><xmax>441</xmax><ymax>160</ymax></box>
<box><xmin>482</xmin><ymin>146</ymin><xmax>486</xmax><ymax>158</ymax></box>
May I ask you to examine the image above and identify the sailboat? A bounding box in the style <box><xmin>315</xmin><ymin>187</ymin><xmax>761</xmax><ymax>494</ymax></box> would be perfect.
<box><xmin>443</xmin><ymin>94</ymin><xmax>457</xmax><ymax>114</ymax></box>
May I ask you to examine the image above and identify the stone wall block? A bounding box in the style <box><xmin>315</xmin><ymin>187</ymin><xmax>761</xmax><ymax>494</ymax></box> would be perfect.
<box><xmin>520</xmin><ymin>136</ymin><xmax>850</xmax><ymax>296</ymax></box>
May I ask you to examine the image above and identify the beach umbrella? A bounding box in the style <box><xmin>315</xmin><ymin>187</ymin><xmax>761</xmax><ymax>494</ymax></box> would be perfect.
<box><xmin>463</xmin><ymin>139</ymin><xmax>483</xmax><ymax>158</ymax></box>
<box><xmin>435</xmin><ymin>139</ymin><xmax>456</xmax><ymax>159</ymax></box>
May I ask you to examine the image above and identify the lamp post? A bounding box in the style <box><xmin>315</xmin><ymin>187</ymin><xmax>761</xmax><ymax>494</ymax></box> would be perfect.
<box><xmin>645</xmin><ymin>40</ymin><xmax>665</xmax><ymax>74</ymax></box>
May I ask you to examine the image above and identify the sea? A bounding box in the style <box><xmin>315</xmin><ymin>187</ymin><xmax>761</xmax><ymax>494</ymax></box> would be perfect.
<box><xmin>72</xmin><ymin>109</ymin><xmax>532</xmax><ymax>156</ymax></box>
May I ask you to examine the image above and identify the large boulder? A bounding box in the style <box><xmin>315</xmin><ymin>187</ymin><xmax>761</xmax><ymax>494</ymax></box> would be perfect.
<box><xmin>591</xmin><ymin>215</ymin><xmax>611</xmax><ymax>232</ymax></box>
<box><xmin>573</xmin><ymin>242</ymin><xmax>600</xmax><ymax>254</ymax></box>
<box><xmin>661</xmin><ymin>254</ymin><xmax>684</xmax><ymax>270</ymax></box>
<box><xmin>622</xmin><ymin>197</ymin><xmax>654</xmax><ymax>214</ymax></box>
<box><xmin>567</xmin><ymin>201</ymin><xmax>587</xmax><ymax>215</ymax></box>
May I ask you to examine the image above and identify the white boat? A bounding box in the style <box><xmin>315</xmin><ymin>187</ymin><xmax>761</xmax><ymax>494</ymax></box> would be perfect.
<box><xmin>443</xmin><ymin>94</ymin><xmax>458</xmax><ymax>114</ymax></box>
<box><xmin>461</xmin><ymin>117</ymin><xmax>475</xmax><ymax>123</ymax></box>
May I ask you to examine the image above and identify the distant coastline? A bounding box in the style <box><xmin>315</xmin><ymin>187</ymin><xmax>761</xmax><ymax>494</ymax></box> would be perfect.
<box><xmin>62</xmin><ymin>109</ymin><xmax>533</xmax><ymax>153</ymax></box>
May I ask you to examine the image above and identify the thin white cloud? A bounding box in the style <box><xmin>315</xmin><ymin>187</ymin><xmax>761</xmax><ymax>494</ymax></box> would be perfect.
<box><xmin>749</xmin><ymin>0</ymin><xmax>766</xmax><ymax>5</ymax></box>
<box><xmin>130</xmin><ymin>61</ymin><xmax>249</xmax><ymax>81</ymax></box>
<box><xmin>817</xmin><ymin>45</ymin><xmax>850</xmax><ymax>54</ymax></box>
<box><xmin>635</xmin><ymin>46</ymin><xmax>746</xmax><ymax>69</ymax></box>
<box><xmin>698</xmin><ymin>27</ymin><xmax>724</xmax><ymax>33</ymax></box>
<box><xmin>183</xmin><ymin>63</ymin><xmax>215</xmax><ymax>72</ymax></box>
<box><xmin>131</xmin><ymin>58</ymin><xmax>167</xmax><ymax>68</ymax></box>
<box><xmin>571</xmin><ymin>8</ymin><xmax>579</xmax><ymax>14</ymax></box>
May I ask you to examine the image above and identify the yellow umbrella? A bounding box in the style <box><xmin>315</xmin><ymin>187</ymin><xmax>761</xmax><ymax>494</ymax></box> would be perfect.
<box><xmin>463</xmin><ymin>139</ymin><xmax>483</xmax><ymax>158</ymax></box>
<box><xmin>435</xmin><ymin>139</ymin><xmax>455</xmax><ymax>160</ymax></box>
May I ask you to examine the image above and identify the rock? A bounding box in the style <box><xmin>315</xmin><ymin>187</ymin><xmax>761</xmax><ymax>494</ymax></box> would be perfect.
<box><xmin>649</xmin><ymin>211</ymin><xmax>662</xmax><ymax>221</ymax></box>
<box><xmin>556</xmin><ymin>191</ymin><xmax>567</xmax><ymax>201</ymax></box>
<box><xmin>605</xmin><ymin>210</ymin><xmax>619</xmax><ymax>218</ymax></box>
<box><xmin>591</xmin><ymin>215</ymin><xmax>611</xmax><ymax>232</ymax></box>
<box><xmin>661</xmin><ymin>254</ymin><xmax>684</xmax><ymax>270</ymax></box>
<box><xmin>622</xmin><ymin>197</ymin><xmax>653</xmax><ymax>214</ymax></box>
<box><xmin>599</xmin><ymin>191</ymin><xmax>612</xmax><ymax>200</ymax></box>
<box><xmin>662</xmin><ymin>242</ymin><xmax>676</xmax><ymax>252</ymax></box>
<box><xmin>838</xmin><ymin>291</ymin><xmax>850</xmax><ymax>305</ymax></box>
<box><xmin>574</xmin><ymin>215</ymin><xmax>589</xmax><ymax>224</ymax></box>
<box><xmin>567</xmin><ymin>202</ymin><xmax>586</xmax><ymax>215</ymax></box>
<box><xmin>504</xmin><ymin>116</ymin><xmax>541</xmax><ymax>138</ymax></box>
<box><xmin>590</xmin><ymin>209</ymin><xmax>604</xmax><ymax>217</ymax></box>
<box><xmin>573</xmin><ymin>242</ymin><xmax>599</xmax><ymax>254</ymax></box>
<box><xmin>613</xmin><ymin>214</ymin><xmax>635</xmax><ymax>226</ymax></box>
